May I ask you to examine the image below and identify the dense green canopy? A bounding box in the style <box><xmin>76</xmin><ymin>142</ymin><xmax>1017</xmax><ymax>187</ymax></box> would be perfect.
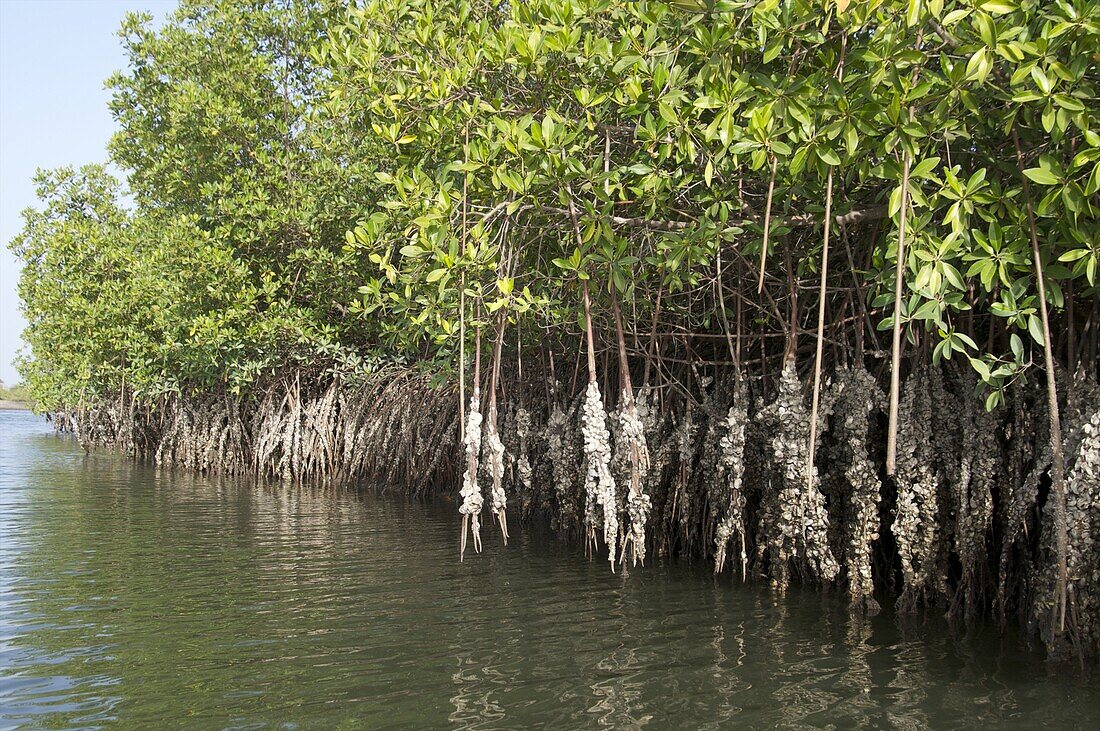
<box><xmin>11</xmin><ymin>0</ymin><xmax>1098</xmax><ymax>409</ymax></box>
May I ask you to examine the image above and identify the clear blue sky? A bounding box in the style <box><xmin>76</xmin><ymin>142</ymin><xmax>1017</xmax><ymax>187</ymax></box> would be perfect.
<box><xmin>0</xmin><ymin>0</ymin><xmax>174</xmax><ymax>386</ymax></box>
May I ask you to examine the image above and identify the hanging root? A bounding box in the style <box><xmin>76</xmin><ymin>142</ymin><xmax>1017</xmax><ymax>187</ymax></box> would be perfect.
<box><xmin>617</xmin><ymin>389</ymin><xmax>651</xmax><ymax>567</ymax></box>
<box><xmin>581</xmin><ymin>380</ymin><xmax>618</xmax><ymax>568</ymax></box>
<box><xmin>714</xmin><ymin>382</ymin><xmax>748</xmax><ymax>580</ymax></box>
<box><xmin>56</xmin><ymin>360</ymin><xmax>1100</xmax><ymax>661</ymax></box>
<box><xmin>514</xmin><ymin>407</ymin><xmax>533</xmax><ymax>517</ymax></box>
<box><xmin>892</xmin><ymin>366</ymin><xmax>948</xmax><ymax>610</ymax></box>
<box><xmin>755</xmin><ymin>362</ymin><xmax>839</xmax><ymax>593</ymax></box>
<box><xmin>486</xmin><ymin>418</ymin><xmax>508</xmax><ymax>543</ymax></box>
<box><xmin>1063</xmin><ymin>403</ymin><xmax>1100</xmax><ymax>652</ymax></box>
<box><xmin>460</xmin><ymin>386</ymin><xmax>484</xmax><ymax>559</ymax></box>
<box><xmin>828</xmin><ymin>367</ymin><xmax>884</xmax><ymax>613</ymax></box>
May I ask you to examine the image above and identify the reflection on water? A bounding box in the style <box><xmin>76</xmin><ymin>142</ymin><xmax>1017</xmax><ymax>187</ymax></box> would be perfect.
<box><xmin>1</xmin><ymin>409</ymin><xmax>1097</xmax><ymax>729</ymax></box>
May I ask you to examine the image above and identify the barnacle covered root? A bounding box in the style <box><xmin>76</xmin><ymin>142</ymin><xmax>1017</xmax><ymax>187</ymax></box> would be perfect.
<box><xmin>616</xmin><ymin>390</ymin><xmax>652</xmax><ymax>566</ymax></box>
<box><xmin>61</xmin><ymin>362</ymin><xmax>1100</xmax><ymax>659</ymax></box>
<box><xmin>714</xmin><ymin>383</ymin><xmax>748</xmax><ymax>577</ymax></box>
<box><xmin>828</xmin><ymin>368</ymin><xmax>884</xmax><ymax>612</ymax></box>
<box><xmin>460</xmin><ymin>387</ymin><xmax>484</xmax><ymax>559</ymax></box>
<box><xmin>892</xmin><ymin>367</ymin><xmax>947</xmax><ymax>610</ymax></box>
<box><xmin>485</xmin><ymin>418</ymin><xmax>508</xmax><ymax>543</ymax></box>
<box><xmin>546</xmin><ymin>401</ymin><xmax>580</xmax><ymax>530</ymax></box>
<box><xmin>756</xmin><ymin>362</ymin><xmax>839</xmax><ymax>592</ymax></box>
<box><xmin>1034</xmin><ymin>375</ymin><xmax>1100</xmax><ymax>652</ymax></box>
<box><xmin>1065</xmin><ymin>407</ymin><xmax>1100</xmax><ymax>649</ymax></box>
<box><xmin>951</xmin><ymin>383</ymin><xmax>1000</xmax><ymax>615</ymax></box>
<box><xmin>582</xmin><ymin>381</ymin><xmax>618</xmax><ymax>567</ymax></box>
<box><xmin>514</xmin><ymin>407</ymin><xmax>533</xmax><ymax>516</ymax></box>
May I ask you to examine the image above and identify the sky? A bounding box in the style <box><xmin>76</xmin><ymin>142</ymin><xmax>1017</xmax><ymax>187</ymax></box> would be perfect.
<box><xmin>0</xmin><ymin>0</ymin><xmax>174</xmax><ymax>386</ymax></box>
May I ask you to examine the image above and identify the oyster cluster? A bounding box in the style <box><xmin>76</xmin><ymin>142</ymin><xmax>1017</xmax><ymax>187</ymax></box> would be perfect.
<box><xmin>756</xmin><ymin>362</ymin><xmax>839</xmax><ymax>591</ymax></box>
<box><xmin>616</xmin><ymin>391</ymin><xmax>652</xmax><ymax>566</ymax></box>
<box><xmin>460</xmin><ymin>386</ymin><xmax>484</xmax><ymax>553</ymax></box>
<box><xmin>581</xmin><ymin>381</ymin><xmax>618</xmax><ymax>566</ymax></box>
<box><xmin>485</xmin><ymin>416</ymin><xmax>507</xmax><ymax>540</ymax></box>
<box><xmin>828</xmin><ymin>367</ymin><xmax>884</xmax><ymax>611</ymax></box>
<box><xmin>546</xmin><ymin>401</ymin><xmax>580</xmax><ymax>527</ymax></box>
<box><xmin>65</xmin><ymin>355</ymin><xmax>1100</xmax><ymax>658</ymax></box>
<box><xmin>952</xmin><ymin>385</ymin><xmax>999</xmax><ymax>611</ymax></box>
<box><xmin>714</xmin><ymin>382</ymin><xmax>748</xmax><ymax>576</ymax></box>
<box><xmin>891</xmin><ymin>367</ymin><xmax>946</xmax><ymax>608</ymax></box>
<box><xmin>1066</xmin><ymin>406</ymin><xmax>1100</xmax><ymax>645</ymax></box>
<box><xmin>514</xmin><ymin>407</ymin><xmax>533</xmax><ymax>515</ymax></box>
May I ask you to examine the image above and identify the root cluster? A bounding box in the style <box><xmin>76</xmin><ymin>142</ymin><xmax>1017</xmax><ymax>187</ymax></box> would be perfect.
<box><xmin>59</xmin><ymin>360</ymin><xmax>1100</xmax><ymax>659</ymax></box>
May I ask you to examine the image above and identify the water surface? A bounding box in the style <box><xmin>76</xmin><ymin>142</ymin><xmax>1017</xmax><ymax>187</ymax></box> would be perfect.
<box><xmin>1</xmin><ymin>409</ymin><xmax>1097</xmax><ymax>729</ymax></box>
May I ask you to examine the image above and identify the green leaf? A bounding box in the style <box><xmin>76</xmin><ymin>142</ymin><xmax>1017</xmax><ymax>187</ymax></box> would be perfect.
<box><xmin>1022</xmin><ymin>168</ymin><xmax>1060</xmax><ymax>185</ymax></box>
<box><xmin>816</xmin><ymin>146</ymin><xmax>841</xmax><ymax>166</ymax></box>
<box><xmin>844</xmin><ymin>126</ymin><xmax>859</xmax><ymax>157</ymax></box>
<box><xmin>980</xmin><ymin>1</ymin><xmax>1015</xmax><ymax>15</ymax></box>
<box><xmin>955</xmin><ymin>332</ymin><xmax>978</xmax><ymax>350</ymax></box>
<box><xmin>1010</xmin><ymin>333</ymin><xmax>1024</xmax><ymax>361</ymax></box>
<box><xmin>965</xmin><ymin>48</ymin><xmax>992</xmax><ymax>84</ymax></box>
<box><xmin>906</xmin><ymin>0</ymin><xmax>922</xmax><ymax>27</ymax></box>
<box><xmin>968</xmin><ymin>356</ymin><xmax>992</xmax><ymax>382</ymax></box>
<box><xmin>911</xmin><ymin>157</ymin><xmax>941</xmax><ymax>179</ymax></box>
<box><xmin>1028</xmin><ymin>314</ymin><xmax>1045</xmax><ymax>345</ymax></box>
<box><xmin>913</xmin><ymin>299</ymin><xmax>941</xmax><ymax>320</ymax></box>
<box><xmin>985</xmin><ymin>390</ymin><xmax>1003</xmax><ymax>412</ymax></box>
<box><xmin>1030</xmin><ymin>66</ymin><xmax>1052</xmax><ymax>95</ymax></box>
<box><xmin>1053</xmin><ymin>94</ymin><xmax>1085</xmax><ymax>112</ymax></box>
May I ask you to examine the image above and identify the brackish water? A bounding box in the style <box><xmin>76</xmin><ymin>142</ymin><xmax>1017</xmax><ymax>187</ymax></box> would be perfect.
<box><xmin>1</xmin><ymin>410</ymin><xmax>1098</xmax><ymax>729</ymax></box>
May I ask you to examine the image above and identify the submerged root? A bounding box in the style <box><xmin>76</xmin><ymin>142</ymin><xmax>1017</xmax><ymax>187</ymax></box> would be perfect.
<box><xmin>460</xmin><ymin>387</ymin><xmax>484</xmax><ymax>559</ymax></box>
<box><xmin>756</xmin><ymin>362</ymin><xmax>839</xmax><ymax>592</ymax></box>
<box><xmin>892</xmin><ymin>366</ymin><xmax>947</xmax><ymax>610</ymax></box>
<box><xmin>57</xmin><ymin>361</ymin><xmax>1100</xmax><ymax>660</ymax></box>
<box><xmin>828</xmin><ymin>367</ymin><xmax>884</xmax><ymax>613</ymax></box>
<box><xmin>581</xmin><ymin>381</ymin><xmax>618</xmax><ymax>567</ymax></box>
<box><xmin>486</xmin><ymin>418</ymin><xmax>508</xmax><ymax>543</ymax></box>
<box><xmin>617</xmin><ymin>390</ymin><xmax>651</xmax><ymax>567</ymax></box>
<box><xmin>714</xmin><ymin>382</ymin><xmax>748</xmax><ymax>579</ymax></box>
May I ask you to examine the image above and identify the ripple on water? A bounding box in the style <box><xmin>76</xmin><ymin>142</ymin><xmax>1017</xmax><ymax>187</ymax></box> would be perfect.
<box><xmin>0</xmin><ymin>409</ymin><xmax>1098</xmax><ymax>729</ymax></box>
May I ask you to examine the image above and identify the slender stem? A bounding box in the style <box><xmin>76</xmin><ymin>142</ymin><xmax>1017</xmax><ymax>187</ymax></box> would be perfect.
<box><xmin>643</xmin><ymin>286</ymin><xmax>662</xmax><ymax>387</ymax></box>
<box><xmin>582</xmin><ymin>280</ymin><xmax>598</xmax><ymax>384</ymax></box>
<box><xmin>782</xmin><ymin>240</ymin><xmax>798</xmax><ymax>365</ymax></box>
<box><xmin>458</xmin><ymin>125</ymin><xmax>469</xmax><ymax>443</ymax></box>
<box><xmin>807</xmin><ymin>168</ymin><xmax>834</xmax><ymax>489</ymax></box>
<box><xmin>612</xmin><ymin>290</ymin><xmax>633</xmax><ymax>403</ymax></box>
<box><xmin>806</xmin><ymin>34</ymin><xmax>846</xmax><ymax>488</ymax></box>
<box><xmin>567</xmin><ymin>190</ymin><xmax>599</xmax><ymax>384</ymax></box>
<box><xmin>1014</xmin><ymin>129</ymin><xmax>1068</xmax><ymax>635</ymax></box>
<box><xmin>489</xmin><ymin>314</ymin><xmax>508</xmax><ymax>542</ymax></box>
<box><xmin>716</xmin><ymin>248</ymin><xmax>738</xmax><ymax>368</ymax></box>
<box><xmin>757</xmin><ymin>157</ymin><xmax>779</xmax><ymax>294</ymax></box>
<box><xmin>886</xmin><ymin>155</ymin><xmax>910</xmax><ymax>476</ymax></box>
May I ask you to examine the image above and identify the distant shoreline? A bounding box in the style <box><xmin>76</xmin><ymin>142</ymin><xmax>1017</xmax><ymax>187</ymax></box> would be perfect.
<box><xmin>0</xmin><ymin>400</ymin><xmax>32</xmax><ymax>411</ymax></box>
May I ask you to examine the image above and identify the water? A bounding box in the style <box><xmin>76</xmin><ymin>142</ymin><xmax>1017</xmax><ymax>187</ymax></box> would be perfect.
<box><xmin>1</xmin><ymin>410</ymin><xmax>1097</xmax><ymax>729</ymax></box>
